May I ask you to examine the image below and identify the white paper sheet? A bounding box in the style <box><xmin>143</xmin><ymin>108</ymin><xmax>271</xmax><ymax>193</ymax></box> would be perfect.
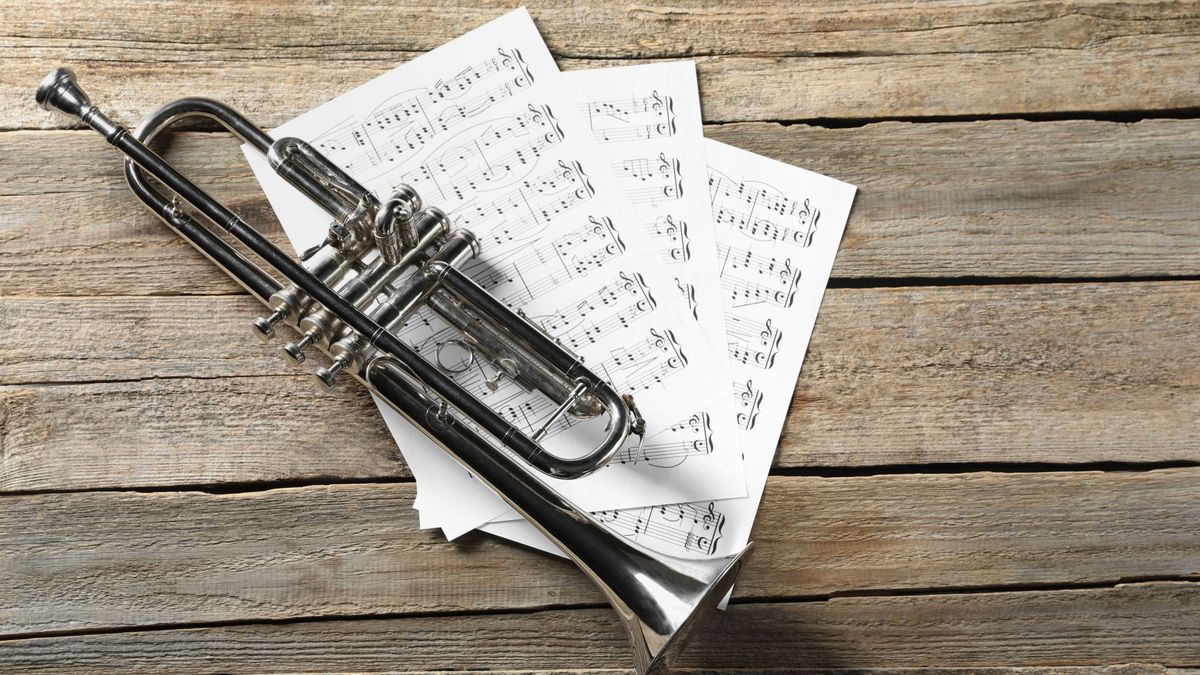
<box><xmin>568</xmin><ymin>61</ymin><xmax>728</xmax><ymax>361</ymax></box>
<box><xmin>243</xmin><ymin>9</ymin><xmax>745</xmax><ymax>533</ymax></box>
<box><xmin>481</xmin><ymin>137</ymin><xmax>856</xmax><ymax>564</ymax></box>
<box><xmin>417</xmin><ymin>60</ymin><xmax>740</xmax><ymax>536</ymax></box>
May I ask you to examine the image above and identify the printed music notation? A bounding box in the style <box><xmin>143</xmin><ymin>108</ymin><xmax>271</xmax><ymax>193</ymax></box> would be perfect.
<box><xmin>311</xmin><ymin>49</ymin><xmax>535</xmax><ymax>176</ymax></box>
<box><xmin>412</xmin><ymin>105</ymin><xmax>565</xmax><ymax>202</ymax></box>
<box><xmin>603</xmin><ymin>327</ymin><xmax>689</xmax><ymax>392</ymax></box>
<box><xmin>528</xmin><ymin>272</ymin><xmax>657</xmax><ymax>351</ymax></box>
<box><xmin>709</xmin><ymin>171</ymin><xmax>821</xmax><ymax>247</ymax></box>
<box><xmin>562</xmin><ymin>142</ymin><xmax>850</xmax><ymax>558</ymax></box>
<box><xmin>595</xmin><ymin>501</ymin><xmax>724</xmax><ymax>555</ymax></box>
<box><xmin>645</xmin><ymin>215</ymin><xmax>690</xmax><ymax>265</ymax></box>
<box><xmin>727</xmin><ymin>315</ymin><xmax>783</xmax><ymax>369</ymax></box>
<box><xmin>475</xmin><ymin>68</ymin><xmax>857</xmax><ymax>561</ymax></box>
<box><xmin>580</xmin><ymin>91</ymin><xmax>677</xmax><ymax>143</ymax></box>
<box><xmin>569</xmin><ymin>66</ymin><xmax>727</xmax><ymax>368</ymax></box>
<box><xmin>615</xmin><ymin>412</ymin><xmax>714</xmax><ymax>467</ymax></box>
<box><xmin>451</xmin><ymin>159</ymin><xmax>596</xmax><ymax>244</ymax></box>
<box><xmin>462</xmin><ymin>216</ymin><xmax>627</xmax><ymax>305</ymax></box>
<box><xmin>735</xmin><ymin>378</ymin><xmax>764</xmax><ymax>431</ymax></box>
<box><xmin>612</xmin><ymin>153</ymin><xmax>683</xmax><ymax>206</ymax></box>
<box><xmin>675</xmin><ymin>279</ymin><xmax>699</xmax><ymax>321</ymax></box>
<box><xmin>717</xmin><ymin>242</ymin><xmax>802</xmax><ymax>309</ymax></box>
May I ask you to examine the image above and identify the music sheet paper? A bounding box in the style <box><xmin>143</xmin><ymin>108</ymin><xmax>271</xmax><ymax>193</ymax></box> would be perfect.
<box><xmin>480</xmin><ymin>137</ymin><xmax>856</xmax><ymax>567</ymax></box>
<box><xmin>416</xmin><ymin>60</ymin><xmax>736</xmax><ymax>536</ymax></box>
<box><xmin>241</xmin><ymin>8</ymin><xmax>745</xmax><ymax>534</ymax></box>
<box><xmin>567</xmin><ymin>61</ymin><xmax>728</xmax><ymax>358</ymax></box>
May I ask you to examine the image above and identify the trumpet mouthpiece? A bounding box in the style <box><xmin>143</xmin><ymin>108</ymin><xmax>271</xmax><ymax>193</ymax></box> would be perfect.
<box><xmin>36</xmin><ymin>68</ymin><xmax>90</xmax><ymax>120</ymax></box>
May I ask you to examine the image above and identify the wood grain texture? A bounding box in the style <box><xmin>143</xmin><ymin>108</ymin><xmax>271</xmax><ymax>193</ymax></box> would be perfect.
<box><xmin>0</xmin><ymin>376</ymin><xmax>410</xmax><ymax>490</ymax></box>
<box><xmin>3</xmin><ymin>2</ymin><xmax>1200</xmax><ymax>126</ymax></box>
<box><xmin>3</xmin><ymin>2</ymin><xmax>1198</xmax><ymax>670</ymax></box>
<box><xmin>2</xmin><ymin>470</ymin><xmax>1198</xmax><ymax>635</ymax></box>
<box><xmin>4</xmin><ymin>119</ymin><xmax>1200</xmax><ymax>299</ymax></box>
<box><xmin>1</xmin><ymin>583</ymin><xmax>1196</xmax><ymax>671</ymax></box>
<box><xmin>7</xmin><ymin>0</ymin><xmax>1197</xmax><ymax>59</ymax></box>
<box><xmin>783</xmin><ymin>280</ymin><xmax>1200</xmax><ymax>467</ymax></box>
<box><xmin>2</xmin><ymin>281</ymin><xmax>1195</xmax><ymax>490</ymax></box>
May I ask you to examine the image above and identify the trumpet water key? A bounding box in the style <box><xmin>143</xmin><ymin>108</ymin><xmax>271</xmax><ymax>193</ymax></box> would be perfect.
<box><xmin>36</xmin><ymin>68</ymin><xmax>753</xmax><ymax>674</ymax></box>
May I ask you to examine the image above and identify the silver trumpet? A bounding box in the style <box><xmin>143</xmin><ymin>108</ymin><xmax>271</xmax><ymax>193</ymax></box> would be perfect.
<box><xmin>37</xmin><ymin>68</ymin><xmax>753</xmax><ymax>673</ymax></box>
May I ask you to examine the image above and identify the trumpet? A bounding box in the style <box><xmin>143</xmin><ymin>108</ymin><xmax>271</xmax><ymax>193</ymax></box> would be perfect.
<box><xmin>37</xmin><ymin>68</ymin><xmax>752</xmax><ymax>674</ymax></box>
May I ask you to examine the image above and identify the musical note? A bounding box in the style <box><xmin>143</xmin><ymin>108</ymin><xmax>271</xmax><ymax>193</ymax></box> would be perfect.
<box><xmin>612</xmin><ymin>153</ymin><xmax>683</xmax><ymax>206</ymax></box>
<box><xmin>717</xmin><ymin>243</ymin><xmax>802</xmax><ymax>309</ymax></box>
<box><xmin>592</xmin><ymin>501</ymin><xmax>725</xmax><ymax>554</ymax></box>
<box><xmin>734</xmin><ymin>378</ymin><xmax>764</xmax><ymax>431</ymax></box>
<box><xmin>414</xmin><ymin>105</ymin><xmax>565</xmax><ymax>202</ymax></box>
<box><xmin>525</xmin><ymin>273</ymin><xmax>658</xmax><ymax>350</ymax></box>
<box><xmin>460</xmin><ymin>215</ymin><xmax>628</xmax><ymax>305</ymax></box>
<box><xmin>615</xmin><ymin>412</ymin><xmax>714</xmax><ymax>467</ymax></box>
<box><xmin>309</xmin><ymin>49</ymin><xmax>536</xmax><ymax>177</ymax></box>
<box><xmin>472</xmin><ymin>66</ymin><xmax>856</xmax><ymax>562</ymax></box>
<box><xmin>644</xmin><ymin>215</ymin><xmax>690</xmax><ymax>265</ymax></box>
<box><xmin>448</xmin><ymin>160</ymin><xmax>596</xmax><ymax>245</ymax></box>
<box><xmin>726</xmin><ymin>315</ymin><xmax>783</xmax><ymax>369</ymax></box>
<box><xmin>580</xmin><ymin>90</ymin><xmax>677</xmax><ymax>144</ymax></box>
<box><xmin>708</xmin><ymin>170</ymin><xmax>820</xmax><ymax>247</ymax></box>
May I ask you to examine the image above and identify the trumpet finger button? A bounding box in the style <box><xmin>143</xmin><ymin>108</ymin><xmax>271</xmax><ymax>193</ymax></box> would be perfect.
<box><xmin>312</xmin><ymin>353</ymin><xmax>351</xmax><ymax>391</ymax></box>
<box><xmin>312</xmin><ymin>367</ymin><xmax>338</xmax><ymax>390</ymax></box>
<box><xmin>252</xmin><ymin>308</ymin><xmax>287</xmax><ymax>342</ymax></box>
<box><xmin>280</xmin><ymin>332</ymin><xmax>317</xmax><ymax>365</ymax></box>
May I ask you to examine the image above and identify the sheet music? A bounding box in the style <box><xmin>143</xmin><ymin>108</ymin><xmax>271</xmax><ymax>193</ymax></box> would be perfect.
<box><xmin>480</xmin><ymin>138</ymin><xmax>856</xmax><ymax>570</ymax></box>
<box><xmin>414</xmin><ymin>61</ymin><xmax>739</xmax><ymax>536</ymax></box>
<box><xmin>568</xmin><ymin>61</ymin><xmax>727</xmax><ymax>360</ymax></box>
<box><xmin>243</xmin><ymin>9</ymin><xmax>745</xmax><ymax>530</ymax></box>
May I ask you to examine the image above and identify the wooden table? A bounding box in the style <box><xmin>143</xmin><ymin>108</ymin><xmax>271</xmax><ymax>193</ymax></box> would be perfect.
<box><xmin>2</xmin><ymin>2</ymin><xmax>1198</xmax><ymax>672</ymax></box>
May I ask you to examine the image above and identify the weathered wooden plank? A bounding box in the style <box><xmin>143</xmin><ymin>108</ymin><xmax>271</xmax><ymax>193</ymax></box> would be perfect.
<box><xmin>3</xmin><ymin>2</ymin><xmax>1199</xmax><ymax>126</ymax></box>
<box><xmin>1</xmin><ymin>282</ymin><xmax>1195</xmax><ymax>490</ymax></box>
<box><xmin>0</xmin><ymin>376</ymin><xmax>409</xmax><ymax>491</ymax></box>
<box><xmin>2</xmin><ymin>470</ymin><xmax>1198</xmax><ymax>635</ymax></box>
<box><xmin>5</xmin><ymin>119</ymin><xmax>1200</xmax><ymax>298</ymax></box>
<box><xmin>0</xmin><ymin>130</ymin><xmax>288</xmax><ymax>297</ymax></box>
<box><xmin>783</xmin><ymin>280</ymin><xmax>1200</xmax><ymax>467</ymax></box>
<box><xmin>0</xmin><ymin>294</ymin><xmax>277</xmax><ymax>383</ymax></box>
<box><xmin>718</xmin><ymin>119</ymin><xmax>1200</xmax><ymax>280</ymax></box>
<box><xmin>7</xmin><ymin>0</ymin><xmax>1198</xmax><ymax>60</ymax></box>
<box><xmin>1</xmin><ymin>583</ymin><xmax>1196</xmax><ymax>670</ymax></box>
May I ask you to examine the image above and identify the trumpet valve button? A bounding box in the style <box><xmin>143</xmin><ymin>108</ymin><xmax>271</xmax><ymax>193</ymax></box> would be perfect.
<box><xmin>280</xmin><ymin>332</ymin><xmax>317</xmax><ymax>366</ymax></box>
<box><xmin>312</xmin><ymin>353</ymin><xmax>351</xmax><ymax>391</ymax></box>
<box><xmin>280</xmin><ymin>342</ymin><xmax>307</xmax><ymax>365</ymax></box>
<box><xmin>312</xmin><ymin>367</ymin><xmax>338</xmax><ymax>390</ymax></box>
<box><xmin>252</xmin><ymin>308</ymin><xmax>287</xmax><ymax>342</ymax></box>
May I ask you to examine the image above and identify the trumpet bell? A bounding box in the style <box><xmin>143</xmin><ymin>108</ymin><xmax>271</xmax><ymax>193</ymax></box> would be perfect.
<box><xmin>615</xmin><ymin>543</ymin><xmax>755</xmax><ymax>674</ymax></box>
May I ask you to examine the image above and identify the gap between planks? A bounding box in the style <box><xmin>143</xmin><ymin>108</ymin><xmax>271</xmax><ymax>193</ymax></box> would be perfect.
<box><xmin>0</xmin><ymin>583</ymin><xmax>1197</xmax><ymax>670</ymax></box>
<box><xmin>2</xmin><ymin>576</ymin><xmax>1197</xmax><ymax>644</ymax></box>
<box><xmin>2</xmin><ymin>457</ymin><xmax>1199</xmax><ymax>499</ymax></box>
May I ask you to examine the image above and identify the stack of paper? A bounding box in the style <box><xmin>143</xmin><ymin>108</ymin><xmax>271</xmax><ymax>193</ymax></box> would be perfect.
<box><xmin>245</xmin><ymin>8</ymin><xmax>856</xmax><ymax>582</ymax></box>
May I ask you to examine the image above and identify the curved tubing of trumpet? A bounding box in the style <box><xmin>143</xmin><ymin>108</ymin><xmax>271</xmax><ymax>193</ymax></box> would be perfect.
<box><xmin>122</xmin><ymin>100</ymin><xmax>281</xmax><ymax>303</ymax></box>
<box><xmin>43</xmin><ymin>69</ymin><xmax>632</xmax><ymax>478</ymax></box>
